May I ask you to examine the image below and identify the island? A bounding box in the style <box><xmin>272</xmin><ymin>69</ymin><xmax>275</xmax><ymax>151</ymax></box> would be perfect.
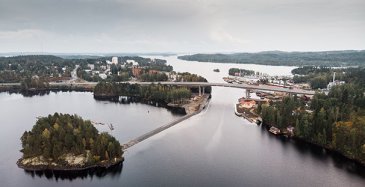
<box><xmin>17</xmin><ymin>113</ymin><xmax>123</xmax><ymax>171</ymax></box>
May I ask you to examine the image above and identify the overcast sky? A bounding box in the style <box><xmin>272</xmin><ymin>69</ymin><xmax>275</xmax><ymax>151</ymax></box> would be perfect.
<box><xmin>0</xmin><ymin>0</ymin><xmax>364</xmax><ymax>53</ymax></box>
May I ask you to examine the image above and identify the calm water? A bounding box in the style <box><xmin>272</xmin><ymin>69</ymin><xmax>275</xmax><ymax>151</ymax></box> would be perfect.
<box><xmin>0</xmin><ymin>56</ymin><xmax>365</xmax><ymax>187</ymax></box>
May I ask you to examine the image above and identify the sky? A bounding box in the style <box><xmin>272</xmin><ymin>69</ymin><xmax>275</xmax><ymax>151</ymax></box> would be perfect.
<box><xmin>0</xmin><ymin>0</ymin><xmax>364</xmax><ymax>53</ymax></box>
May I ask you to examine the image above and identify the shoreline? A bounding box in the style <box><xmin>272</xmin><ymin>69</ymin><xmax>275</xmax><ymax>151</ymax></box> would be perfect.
<box><xmin>17</xmin><ymin>157</ymin><xmax>124</xmax><ymax>172</ymax></box>
<box><xmin>234</xmin><ymin>102</ymin><xmax>365</xmax><ymax>167</ymax></box>
<box><xmin>292</xmin><ymin>136</ymin><xmax>365</xmax><ymax>167</ymax></box>
<box><xmin>259</xmin><ymin>120</ymin><xmax>365</xmax><ymax>167</ymax></box>
<box><xmin>0</xmin><ymin>84</ymin><xmax>94</xmax><ymax>93</ymax></box>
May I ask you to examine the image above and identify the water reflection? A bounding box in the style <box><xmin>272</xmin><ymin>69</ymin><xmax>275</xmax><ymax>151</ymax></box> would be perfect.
<box><xmin>1</xmin><ymin>90</ymin><xmax>51</xmax><ymax>97</ymax></box>
<box><xmin>1</xmin><ymin>90</ymin><xmax>92</xmax><ymax>97</ymax></box>
<box><xmin>259</xmin><ymin>123</ymin><xmax>365</xmax><ymax>178</ymax></box>
<box><xmin>24</xmin><ymin>163</ymin><xmax>123</xmax><ymax>181</ymax></box>
<box><xmin>291</xmin><ymin>139</ymin><xmax>365</xmax><ymax>178</ymax></box>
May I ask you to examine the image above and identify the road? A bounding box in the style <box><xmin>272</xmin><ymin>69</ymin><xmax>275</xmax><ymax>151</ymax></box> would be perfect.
<box><xmin>68</xmin><ymin>65</ymin><xmax>79</xmax><ymax>83</ymax></box>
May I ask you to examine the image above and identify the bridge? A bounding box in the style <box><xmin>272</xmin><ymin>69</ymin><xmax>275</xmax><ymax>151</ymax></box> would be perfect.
<box><xmin>129</xmin><ymin>81</ymin><xmax>316</xmax><ymax>96</ymax></box>
<box><xmin>0</xmin><ymin>81</ymin><xmax>315</xmax><ymax>97</ymax></box>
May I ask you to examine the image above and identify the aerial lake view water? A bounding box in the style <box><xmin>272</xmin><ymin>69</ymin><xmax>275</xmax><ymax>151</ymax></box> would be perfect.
<box><xmin>1</xmin><ymin>56</ymin><xmax>364</xmax><ymax>187</ymax></box>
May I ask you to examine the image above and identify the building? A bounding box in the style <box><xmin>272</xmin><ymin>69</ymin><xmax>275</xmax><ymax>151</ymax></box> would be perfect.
<box><xmin>327</xmin><ymin>72</ymin><xmax>345</xmax><ymax>90</ymax></box>
<box><xmin>132</xmin><ymin>66</ymin><xmax>143</xmax><ymax>77</ymax></box>
<box><xmin>100</xmin><ymin>65</ymin><xmax>107</xmax><ymax>70</ymax></box>
<box><xmin>148</xmin><ymin>69</ymin><xmax>159</xmax><ymax>75</ymax></box>
<box><xmin>87</xmin><ymin>64</ymin><xmax>95</xmax><ymax>70</ymax></box>
<box><xmin>99</xmin><ymin>73</ymin><xmax>107</xmax><ymax>79</ymax></box>
<box><xmin>238</xmin><ymin>98</ymin><xmax>256</xmax><ymax>109</ymax></box>
<box><xmin>127</xmin><ymin>59</ymin><xmax>139</xmax><ymax>66</ymax></box>
<box><xmin>112</xmin><ymin>57</ymin><xmax>118</xmax><ymax>64</ymax></box>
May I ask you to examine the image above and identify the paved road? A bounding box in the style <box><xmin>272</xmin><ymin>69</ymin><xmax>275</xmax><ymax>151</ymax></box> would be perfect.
<box><xmin>68</xmin><ymin>65</ymin><xmax>79</xmax><ymax>83</ymax></box>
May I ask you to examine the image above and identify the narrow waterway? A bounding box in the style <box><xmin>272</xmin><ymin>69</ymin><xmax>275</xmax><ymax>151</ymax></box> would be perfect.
<box><xmin>0</xmin><ymin>56</ymin><xmax>364</xmax><ymax>187</ymax></box>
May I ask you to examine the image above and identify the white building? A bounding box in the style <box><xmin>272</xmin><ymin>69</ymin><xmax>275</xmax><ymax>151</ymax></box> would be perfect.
<box><xmin>87</xmin><ymin>64</ymin><xmax>95</xmax><ymax>70</ymax></box>
<box><xmin>126</xmin><ymin>59</ymin><xmax>139</xmax><ymax>66</ymax></box>
<box><xmin>112</xmin><ymin>57</ymin><xmax>118</xmax><ymax>64</ymax></box>
<box><xmin>327</xmin><ymin>72</ymin><xmax>345</xmax><ymax>90</ymax></box>
<box><xmin>100</xmin><ymin>65</ymin><xmax>107</xmax><ymax>70</ymax></box>
<box><xmin>99</xmin><ymin>73</ymin><xmax>107</xmax><ymax>79</ymax></box>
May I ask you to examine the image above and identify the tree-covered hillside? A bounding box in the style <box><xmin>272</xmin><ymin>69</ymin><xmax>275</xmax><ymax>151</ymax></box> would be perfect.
<box><xmin>178</xmin><ymin>50</ymin><xmax>365</xmax><ymax>66</ymax></box>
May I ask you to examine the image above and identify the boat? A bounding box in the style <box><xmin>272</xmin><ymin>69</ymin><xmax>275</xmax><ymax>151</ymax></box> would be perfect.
<box><xmin>234</xmin><ymin>103</ymin><xmax>242</xmax><ymax>116</ymax></box>
<box><xmin>213</xmin><ymin>68</ymin><xmax>220</xmax><ymax>72</ymax></box>
<box><xmin>269</xmin><ymin>126</ymin><xmax>281</xmax><ymax>135</ymax></box>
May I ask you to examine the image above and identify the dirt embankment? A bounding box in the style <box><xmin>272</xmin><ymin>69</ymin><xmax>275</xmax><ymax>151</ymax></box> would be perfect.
<box><xmin>167</xmin><ymin>94</ymin><xmax>210</xmax><ymax>115</ymax></box>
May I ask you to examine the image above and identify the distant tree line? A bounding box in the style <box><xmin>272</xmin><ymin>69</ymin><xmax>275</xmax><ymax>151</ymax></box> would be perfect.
<box><xmin>178</xmin><ymin>50</ymin><xmax>365</xmax><ymax>66</ymax></box>
<box><xmin>0</xmin><ymin>55</ymin><xmax>74</xmax><ymax>83</ymax></box>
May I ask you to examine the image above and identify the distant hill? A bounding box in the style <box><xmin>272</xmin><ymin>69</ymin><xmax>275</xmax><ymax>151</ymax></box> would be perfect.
<box><xmin>178</xmin><ymin>50</ymin><xmax>365</xmax><ymax>66</ymax></box>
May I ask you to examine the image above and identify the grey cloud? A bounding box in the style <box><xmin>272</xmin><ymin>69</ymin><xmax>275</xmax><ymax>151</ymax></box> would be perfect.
<box><xmin>0</xmin><ymin>0</ymin><xmax>364</xmax><ymax>52</ymax></box>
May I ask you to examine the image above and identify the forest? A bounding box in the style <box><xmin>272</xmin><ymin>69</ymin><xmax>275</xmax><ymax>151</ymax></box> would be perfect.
<box><xmin>20</xmin><ymin>113</ymin><xmax>123</xmax><ymax>166</ymax></box>
<box><xmin>292</xmin><ymin>66</ymin><xmax>365</xmax><ymax>89</ymax></box>
<box><xmin>178</xmin><ymin>50</ymin><xmax>365</xmax><ymax>66</ymax></box>
<box><xmin>259</xmin><ymin>67</ymin><xmax>365</xmax><ymax>163</ymax></box>
<box><xmin>228</xmin><ymin>68</ymin><xmax>255</xmax><ymax>76</ymax></box>
<box><xmin>94</xmin><ymin>82</ymin><xmax>192</xmax><ymax>104</ymax></box>
<box><xmin>0</xmin><ymin>55</ymin><xmax>74</xmax><ymax>83</ymax></box>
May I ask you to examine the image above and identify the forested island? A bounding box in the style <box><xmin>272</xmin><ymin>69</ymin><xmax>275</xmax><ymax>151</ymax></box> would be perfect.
<box><xmin>228</xmin><ymin>68</ymin><xmax>255</xmax><ymax>76</ymax></box>
<box><xmin>17</xmin><ymin>113</ymin><xmax>123</xmax><ymax>171</ymax></box>
<box><xmin>258</xmin><ymin>66</ymin><xmax>365</xmax><ymax>164</ymax></box>
<box><xmin>178</xmin><ymin>50</ymin><xmax>365</xmax><ymax>66</ymax></box>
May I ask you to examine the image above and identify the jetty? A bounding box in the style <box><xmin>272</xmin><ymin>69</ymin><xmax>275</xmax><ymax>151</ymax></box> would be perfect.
<box><xmin>122</xmin><ymin>94</ymin><xmax>209</xmax><ymax>150</ymax></box>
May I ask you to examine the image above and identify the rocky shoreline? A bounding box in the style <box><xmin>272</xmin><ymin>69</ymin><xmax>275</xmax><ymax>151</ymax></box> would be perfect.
<box><xmin>292</xmin><ymin>136</ymin><xmax>365</xmax><ymax>167</ymax></box>
<box><xmin>260</xmin><ymin>122</ymin><xmax>365</xmax><ymax>167</ymax></box>
<box><xmin>17</xmin><ymin>156</ymin><xmax>124</xmax><ymax>172</ymax></box>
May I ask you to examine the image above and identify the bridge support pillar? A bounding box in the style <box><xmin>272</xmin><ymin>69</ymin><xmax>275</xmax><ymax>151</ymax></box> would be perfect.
<box><xmin>199</xmin><ymin>86</ymin><xmax>202</xmax><ymax>96</ymax></box>
<box><xmin>202</xmin><ymin>87</ymin><xmax>205</xmax><ymax>95</ymax></box>
<box><xmin>246</xmin><ymin>89</ymin><xmax>250</xmax><ymax>99</ymax></box>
